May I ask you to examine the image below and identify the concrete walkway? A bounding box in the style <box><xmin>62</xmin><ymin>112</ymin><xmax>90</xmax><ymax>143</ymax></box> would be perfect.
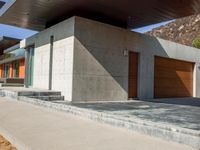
<box><xmin>0</xmin><ymin>97</ymin><xmax>195</xmax><ymax>150</ymax></box>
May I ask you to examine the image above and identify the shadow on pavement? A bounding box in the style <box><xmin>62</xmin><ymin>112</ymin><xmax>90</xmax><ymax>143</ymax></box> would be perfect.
<box><xmin>147</xmin><ymin>98</ymin><xmax>200</xmax><ymax>107</ymax></box>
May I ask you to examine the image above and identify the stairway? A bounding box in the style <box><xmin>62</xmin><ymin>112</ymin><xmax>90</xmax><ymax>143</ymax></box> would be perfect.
<box><xmin>0</xmin><ymin>78</ymin><xmax>24</xmax><ymax>87</ymax></box>
<box><xmin>0</xmin><ymin>83</ymin><xmax>24</xmax><ymax>87</ymax></box>
<box><xmin>18</xmin><ymin>91</ymin><xmax>64</xmax><ymax>101</ymax></box>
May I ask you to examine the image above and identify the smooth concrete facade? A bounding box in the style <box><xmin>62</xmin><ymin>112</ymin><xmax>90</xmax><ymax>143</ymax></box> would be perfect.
<box><xmin>21</xmin><ymin>16</ymin><xmax>200</xmax><ymax>102</ymax></box>
<box><xmin>21</xmin><ymin>17</ymin><xmax>74</xmax><ymax>100</ymax></box>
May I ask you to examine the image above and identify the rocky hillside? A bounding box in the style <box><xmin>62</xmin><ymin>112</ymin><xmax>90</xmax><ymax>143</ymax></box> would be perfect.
<box><xmin>146</xmin><ymin>14</ymin><xmax>200</xmax><ymax>47</ymax></box>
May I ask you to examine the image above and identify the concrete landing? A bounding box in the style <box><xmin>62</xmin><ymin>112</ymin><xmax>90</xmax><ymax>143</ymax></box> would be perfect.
<box><xmin>72</xmin><ymin>99</ymin><xmax>200</xmax><ymax>131</ymax></box>
<box><xmin>0</xmin><ymin>83</ymin><xmax>24</xmax><ymax>87</ymax></box>
<box><xmin>0</xmin><ymin>87</ymin><xmax>64</xmax><ymax>101</ymax></box>
<box><xmin>0</xmin><ymin>98</ymin><xmax>195</xmax><ymax>150</ymax></box>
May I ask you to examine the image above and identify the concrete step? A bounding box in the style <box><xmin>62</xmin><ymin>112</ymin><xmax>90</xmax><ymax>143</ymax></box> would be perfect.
<box><xmin>18</xmin><ymin>91</ymin><xmax>62</xmax><ymax>97</ymax></box>
<box><xmin>0</xmin><ymin>83</ymin><xmax>24</xmax><ymax>87</ymax></box>
<box><xmin>0</xmin><ymin>88</ymin><xmax>64</xmax><ymax>101</ymax></box>
<box><xmin>28</xmin><ymin>95</ymin><xmax>65</xmax><ymax>101</ymax></box>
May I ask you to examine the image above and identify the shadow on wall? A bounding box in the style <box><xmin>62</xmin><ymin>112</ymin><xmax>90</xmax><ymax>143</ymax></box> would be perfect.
<box><xmin>73</xmin><ymin>38</ymin><xmax>128</xmax><ymax>100</ymax></box>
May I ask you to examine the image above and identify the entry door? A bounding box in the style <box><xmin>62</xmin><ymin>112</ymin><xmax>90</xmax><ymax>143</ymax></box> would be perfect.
<box><xmin>154</xmin><ymin>56</ymin><xmax>194</xmax><ymax>98</ymax></box>
<box><xmin>128</xmin><ymin>52</ymin><xmax>138</xmax><ymax>98</ymax></box>
<box><xmin>26</xmin><ymin>47</ymin><xmax>35</xmax><ymax>87</ymax></box>
<box><xmin>13</xmin><ymin>61</ymin><xmax>19</xmax><ymax>78</ymax></box>
<box><xmin>3</xmin><ymin>64</ymin><xmax>10</xmax><ymax>78</ymax></box>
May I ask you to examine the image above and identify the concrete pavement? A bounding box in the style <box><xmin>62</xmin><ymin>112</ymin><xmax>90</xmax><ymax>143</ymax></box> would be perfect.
<box><xmin>0</xmin><ymin>97</ymin><xmax>196</xmax><ymax>150</ymax></box>
<box><xmin>73</xmin><ymin>98</ymin><xmax>200</xmax><ymax>130</ymax></box>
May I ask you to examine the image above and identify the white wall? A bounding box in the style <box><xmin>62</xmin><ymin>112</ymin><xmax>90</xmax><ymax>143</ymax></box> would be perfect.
<box><xmin>22</xmin><ymin>17</ymin><xmax>75</xmax><ymax>101</ymax></box>
<box><xmin>52</xmin><ymin>37</ymin><xmax>74</xmax><ymax>100</ymax></box>
<box><xmin>33</xmin><ymin>44</ymin><xmax>51</xmax><ymax>89</ymax></box>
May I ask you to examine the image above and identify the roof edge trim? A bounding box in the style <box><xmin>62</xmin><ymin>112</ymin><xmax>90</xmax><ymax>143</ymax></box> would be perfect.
<box><xmin>0</xmin><ymin>0</ymin><xmax>16</xmax><ymax>17</ymax></box>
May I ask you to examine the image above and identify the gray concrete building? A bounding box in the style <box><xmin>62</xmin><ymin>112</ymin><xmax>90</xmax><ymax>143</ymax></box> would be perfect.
<box><xmin>20</xmin><ymin>16</ymin><xmax>200</xmax><ymax>102</ymax></box>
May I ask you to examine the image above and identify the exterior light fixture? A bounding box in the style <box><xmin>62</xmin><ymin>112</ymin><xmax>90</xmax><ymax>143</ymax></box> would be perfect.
<box><xmin>123</xmin><ymin>49</ymin><xmax>129</xmax><ymax>57</ymax></box>
<box><xmin>0</xmin><ymin>0</ymin><xmax>16</xmax><ymax>17</ymax></box>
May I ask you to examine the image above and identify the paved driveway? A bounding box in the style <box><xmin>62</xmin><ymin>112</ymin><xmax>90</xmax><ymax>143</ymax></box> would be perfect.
<box><xmin>72</xmin><ymin>98</ymin><xmax>200</xmax><ymax>131</ymax></box>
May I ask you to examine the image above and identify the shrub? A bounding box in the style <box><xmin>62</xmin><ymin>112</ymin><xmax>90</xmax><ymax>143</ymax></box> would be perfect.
<box><xmin>192</xmin><ymin>35</ymin><xmax>200</xmax><ymax>49</ymax></box>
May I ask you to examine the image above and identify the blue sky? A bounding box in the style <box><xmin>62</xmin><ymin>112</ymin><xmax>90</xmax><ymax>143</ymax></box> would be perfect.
<box><xmin>1</xmin><ymin>0</ymin><xmax>12</xmax><ymax>2</ymax></box>
<box><xmin>132</xmin><ymin>20</ymin><xmax>174</xmax><ymax>33</ymax></box>
<box><xmin>0</xmin><ymin>24</ymin><xmax>38</xmax><ymax>39</ymax></box>
<box><xmin>0</xmin><ymin>19</ymin><xmax>174</xmax><ymax>40</ymax></box>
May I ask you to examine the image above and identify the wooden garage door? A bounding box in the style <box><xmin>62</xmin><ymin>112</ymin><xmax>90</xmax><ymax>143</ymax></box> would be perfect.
<box><xmin>128</xmin><ymin>52</ymin><xmax>138</xmax><ymax>98</ymax></box>
<box><xmin>154</xmin><ymin>56</ymin><xmax>194</xmax><ymax>98</ymax></box>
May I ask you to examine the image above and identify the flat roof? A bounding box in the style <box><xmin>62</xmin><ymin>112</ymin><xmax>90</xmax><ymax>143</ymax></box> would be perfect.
<box><xmin>0</xmin><ymin>36</ymin><xmax>20</xmax><ymax>54</ymax></box>
<box><xmin>0</xmin><ymin>0</ymin><xmax>200</xmax><ymax>31</ymax></box>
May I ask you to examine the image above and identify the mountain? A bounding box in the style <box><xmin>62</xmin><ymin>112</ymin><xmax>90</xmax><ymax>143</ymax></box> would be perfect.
<box><xmin>146</xmin><ymin>14</ymin><xmax>200</xmax><ymax>47</ymax></box>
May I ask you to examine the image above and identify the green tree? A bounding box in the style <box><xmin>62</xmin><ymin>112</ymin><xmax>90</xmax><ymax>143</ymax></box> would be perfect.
<box><xmin>192</xmin><ymin>35</ymin><xmax>200</xmax><ymax>49</ymax></box>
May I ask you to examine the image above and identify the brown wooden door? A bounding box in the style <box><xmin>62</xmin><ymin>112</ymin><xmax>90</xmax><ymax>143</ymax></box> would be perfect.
<box><xmin>128</xmin><ymin>52</ymin><xmax>138</xmax><ymax>98</ymax></box>
<box><xmin>154</xmin><ymin>56</ymin><xmax>194</xmax><ymax>98</ymax></box>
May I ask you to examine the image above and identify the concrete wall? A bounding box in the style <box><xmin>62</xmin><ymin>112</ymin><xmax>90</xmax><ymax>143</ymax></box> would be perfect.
<box><xmin>195</xmin><ymin>63</ymin><xmax>200</xmax><ymax>97</ymax></box>
<box><xmin>21</xmin><ymin>16</ymin><xmax>200</xmax><ymax>102</ymax></box>
<box><xmin>73</xmin><ymin>18</ymin><xmax>129</xmax><ymax>102</ymax></box>
<box><xmin>21</xmin><ymin>17</ymin><xmax>75</xmax><ymax>101</ymax></box>
<box><xmin>33</xmin><ymin>43</ymin><xmax>50</xmax><ymax>89</ymax></box>
<box><xmin>73</xmin><ymin>17</ymin><xmax>200</xmax><ymax>101</ymax></box>
<box><xmin>52</xmin><ymin>37</ymin><xmax>74</xmax><ymax>100</ymax></box>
